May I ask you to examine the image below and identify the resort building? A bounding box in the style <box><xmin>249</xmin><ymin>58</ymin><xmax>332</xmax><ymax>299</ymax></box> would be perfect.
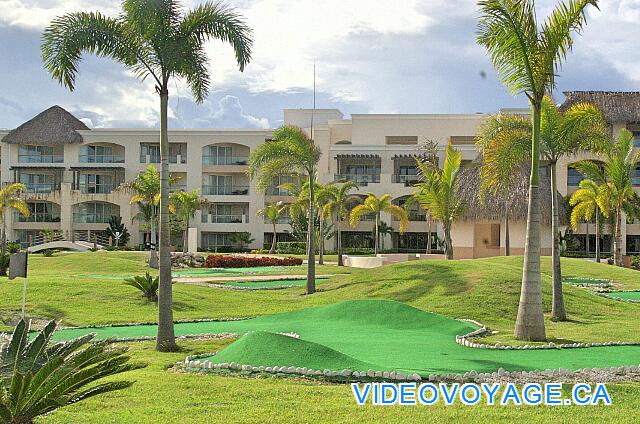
<box><xmin>1</xmin><ymin>91</ymin><xmax>638</xmax><ymax>258</ymax></box>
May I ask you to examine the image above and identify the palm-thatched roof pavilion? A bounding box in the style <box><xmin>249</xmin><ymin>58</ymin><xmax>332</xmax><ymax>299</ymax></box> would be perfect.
<box><xmin>1</xmin><ymin>105</ymin><xmax>89</xmax><ymax>145</ymax></box>
<box><xmin>561</xmin><ymin>91</ymin><xmax>640</xmax><ymax>124</ymax></box>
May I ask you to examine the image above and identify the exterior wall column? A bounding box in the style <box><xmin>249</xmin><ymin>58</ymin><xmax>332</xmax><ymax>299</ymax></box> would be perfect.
<box><xmin>59</xmin><ymin>182</ymin><xmax>73</xmax><ymax>240</ymax></box>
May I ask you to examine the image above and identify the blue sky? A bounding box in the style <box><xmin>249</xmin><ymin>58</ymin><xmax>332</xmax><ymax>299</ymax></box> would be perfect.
<box><xmin>1</xmin><ymin>0</ymin><xmax>639</xmax><ymax>129</ymax></box>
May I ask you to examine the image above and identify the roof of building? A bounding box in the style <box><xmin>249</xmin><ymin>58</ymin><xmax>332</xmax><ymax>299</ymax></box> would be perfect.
<box><xmin>561</xmin><ymin>91</ymin><xmax>640</xmax><ymax>123</ymax></box>
<box><xmin>1</xmin><ymin>105</ymin><xmax>89</xmax><ymax>145</ymax></box>
<box><xmin>457</xmin><ymin>164</ymin><xmax>566</xmax><ymax>226</ymax></box>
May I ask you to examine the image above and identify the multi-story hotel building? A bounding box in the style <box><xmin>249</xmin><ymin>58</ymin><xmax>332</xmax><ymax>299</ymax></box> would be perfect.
<box><xmin>1</xmin><ymin>91</ymin><xmax>639</xmax><ymax>258</ymax></box>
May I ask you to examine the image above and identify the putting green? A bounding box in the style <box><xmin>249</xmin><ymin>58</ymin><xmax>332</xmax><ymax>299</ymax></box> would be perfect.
<box><xmin>48</xmin><ymin>300</ymin><xmax>640</xmax><ymax>375</ymax></box>
<box><xmin>606</xmin><ymin>291</ymin><xmax>640</xmax><ymax>301</ymax></box>
<box><xmin>222</xmin><ymin>278</ymin><xmax>328</xmax><ymax>289</ymax></box>
<box><xmin>562</xmin><ymin>277</ymin><xmax>611</xmax><ymax>285</ymax></box>
<box><xmin>172</xmin><ymin>266</ymin><xmax>287</xmax><ymax>277</ymax></box>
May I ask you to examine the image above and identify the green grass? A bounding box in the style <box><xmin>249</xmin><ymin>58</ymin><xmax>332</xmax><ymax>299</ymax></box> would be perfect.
<box><xmin>222</xmin><ymin>277</ymin><xmax>329</xmax><ymax>289</ymax></box>
<box><xmin>38</xmin><ymin>340</ymin><xmax>640</xmax><ymax>424</ymax></box>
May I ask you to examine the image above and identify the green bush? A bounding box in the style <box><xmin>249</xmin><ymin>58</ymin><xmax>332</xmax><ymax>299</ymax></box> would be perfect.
<box><xmin>344</xmin><ymin>248</ymin><xmax>375</xmax><ymax>255</ymax></box>
<box><xmin>124</xmin><ymin>272</ymin><xmax>159</xmax><ymax>302</ymax></box>
<box><xmin>41</xmin><ymin>249</ymin><xmax>54</xmax><ymax>257</ymax></box>
<box><xmin>276</xmin><ymin>242</ymin><xmax>306</xmax><ymax>254</ymax></box>
<box><xmin>631</xmin><ymin>255</ymin><xmax>640</xmax><ymax>271</ymax></box>
<box><xmin>0</xmin><ymin>253</ymin><xmax>10</xmax><ymax>276</ymax></box>
<box><xmin>5</xmin><ymin>242</ymin><xmax>21</xmax><ymax>254</ymax></box>
<box><xmin>250</xmin><ymin>249</ymin><xmax>270</xmax><ymax>254</ymax></box>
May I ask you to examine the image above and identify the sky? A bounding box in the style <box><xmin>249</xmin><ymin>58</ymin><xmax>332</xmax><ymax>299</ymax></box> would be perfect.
<box><xmin>1</xmin><ymin>0</ymin><xmax>639</xmax><ymax>130</ymax></box>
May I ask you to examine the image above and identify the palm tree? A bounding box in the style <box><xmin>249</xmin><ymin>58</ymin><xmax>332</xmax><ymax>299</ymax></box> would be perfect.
<box><xmin>42</xmin><ymin>0</ymin><xmax>252</xmax><ymax>351</ymax></box>
<box><xmin>257</xmin><ymin>201</ymin><xmax>287</xmax><ymax>253</ymax></box>
<box><xmin>132</xmin><ymin>202</ymin><xmax>155</xmax><ymax>248</ymax></box>
<box><xmin>477</xmin><ymin>0</ymin><xmax>599</xmax><ymax>341</ymax></box>
<box><xmin>412</xmin><ymin>145</ymin><xmax>465</xmax><ymax>260</ymax></box>
<box><xmin>569</xmin><ymin>179</ymin><xmax>609</xmax><ymax>263</ymax></box>
<box><xmin>575</xmin><ymin>129</ymin><xmax>640</xmax><ymax>266</ymax></box>
<box><xmin>0</xmin><ymin>183</ymin><xmax>30</xmax><ymax>253</ymax></box>
<box><xmin>169</xmin><ymin>189</ymin><xmax>207</xmax><ymax>253</ymax></box>
<box><xmin>349</xmin><ymin>193</ymin><xmax>408</xmax><ymax>255</ymax></box>
<box><xmin>317</xmin><ymin>181</ymin><xmax>358</xmax><ymax>266</ymax></box>
<box><xmin>248</xmin><ymin>126</ymin><xmax>321</xmax><ymax>294</ymax></box>
<box><xmin>476</xmin><ymin>95</ymin><xmax>607</xmax><ymax>321</ymax></box>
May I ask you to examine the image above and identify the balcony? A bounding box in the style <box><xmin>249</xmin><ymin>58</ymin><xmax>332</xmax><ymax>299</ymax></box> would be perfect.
<box><xmin>16</xmin><ymin>212</ymin><xmax>60</xmax><ymax>223</ymax></box>
<box><xmin>203</xmin><ymin>156</ymin><xmax>248</xmax><ymax>166</ymax></box>
<box><xmin>73</xmin><ymin>213</ymin><xmax>113</xmax><ymax>224</ymax></box>
<box><xmin>202</xmin><ymin>185</ymin><xmax>249</xmax><ymax>196</ymax></box>
<box><xmin>209</xmin><ymin>215</ymin><xmax>245</xmax><ymax>224</ymax></box>
<box><xmin>79</xmin><ymin>154</ymin><xmax>124</xmax><ymax>164</ymax></box>
<box><xmin>392</xmin><ymin>174</ymin><xmax>420</xmax><ymax>186</ymax></box>
<box><xmin>77</xmin><ymin>183</ymin><xmax>115</xmax><ymax>194</ymax></box>
<box><xmin>24</xmin><ymin>183</ymin><xmax>60</xmax><ymax>194</ymax></box>
<box><xmin>334</xmin><ymin>174</ymin><xmax>380</xmax><ymax>185</ymax></box>
<box><xmin>265</xmin><ymin>187</ymin><xmax>293</xmax><ymax>196</ymax></box>
<box><xmin>265</xmin><ymin>217</ymin><xmax>291</xmax><ymax>224</ymax></box>
<box><xmin>397</xmin><ymin>212</ymin><xmax>427</xmax><ymax>222</ymax></box>
<box><xmin>18</xmin><ymin>155</ymin><xmax>64</xmax><ymax>164</ymax></box>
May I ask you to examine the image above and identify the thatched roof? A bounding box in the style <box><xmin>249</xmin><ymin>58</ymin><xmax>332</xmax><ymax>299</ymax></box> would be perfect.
<box><xmin>2</xmin><ymin>105</ymin><xmax>89</xmax><ymax>145</ymax></box>
<box><xmin>561</xmin><ymin>91</ymin><xmax>640</xmax><ymax>123</ymax></box>
<box><xmin>457</xmin><ymin>164</ymin><xmax>566</xmax><ymax>226</ymax></box>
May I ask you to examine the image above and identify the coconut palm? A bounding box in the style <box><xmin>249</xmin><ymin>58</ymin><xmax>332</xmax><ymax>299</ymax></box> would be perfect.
<box><xmin>476</xmin><ymin>95</ymin><xmax>607</xmax><ymax>321</ymax></box>
<box><xmin>0</xmin><ymin>319</ymin><xmax>144</xmax><ymax>424</ymax></box>
<box><xmin>258</xmin><ymin>201</ymin><xmax>288</xmax><ymax>253</ymax></box>
<box><xmin>317</xmin><ymin>181</ymin><xmax>359</xmax><ymax>266</ymax></box>
<box><xmin>569</xmin><ymin>179</ymin><xmax>609</xmax><ymax>263</ymax></box>
<box><xmin>574</xmin><ymin>129</ymin><xmax>640</xmax><ymax>266</ymax></box>
<box><xmin>42</xmin><ymin>0</ymin><xmax>252</xmax><ymax>351</ymax></box>
<box><xmin>412</xmin><ymin>144</ymin><xmax>465</xmax><ymax>260</ymax></box>
<box><xmin>0</xmin><ymin>183</ymin><xmax>30</xmax><ymax>253</ymax></box>
<box><xmin>349</xmin><ymin>193</ymin><xmax>408</xmax><ymax>255</ymax></box>
<box><xmin>477</xmin><ymin>0</ymin><xmax>599</xmax><ymax>340</ymax></box>
<box><xmin>248</xmin><ymin>126</ymin><xmax>321</xmax><ymax>294</ymax></box>
<box><xmin>169</xmin><ymin>189</ymin><xmax>207</xmax><ymax>253</ymax></box>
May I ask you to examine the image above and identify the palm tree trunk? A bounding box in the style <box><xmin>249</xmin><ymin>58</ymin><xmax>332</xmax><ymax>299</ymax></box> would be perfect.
<box><xmin>585</xmin><ymin>221</ymin><xmax>590</xmax><ymax>257</ymax></box>
<box><xmin>182</xmin><ymin>216</ymin><xmax>188</xmax><ymax>254</ymax></box>
<box><xmin>595</xmin><ymin>209</ymin><xmax>600</xmax><ymax>263</ymax></box>
<box><xmin>374</xmin><ymin>213</ymin><xmax>379</xmax><ymax>255</ymax></box>
<box><xmin>444</xmin><ymin>222</ymin><xmax>453</xmax><ymax>260</ymax></box>
<box><xmin>427</xmin><ymin>215</ymin><xmax>432</xmax><ymax>254</ymax></box>
<box><xmin>150</xmin><ymin>207</ymin><xmax>158</xmax><ymax>269</ymax></box>
<box><xmin>505</xmin><ymin>209</ymin><xmax>510</xmax><ymax>256</ymax></box>
<box><xmin>337</xmin><ymin>210</ymin><xmax>343</xmax><ymax>266</ymax></box>
<box><xmin>306</xmin><ymin>173</ymin><xmax>316</xmax><ymax>294</ymax></box>
<box><xmin>614</xmin><ymin>207</ymin><xmax>623</xmax><ymax>266</ymax></box>
<box><xmin>156</xmin><ymin>87</ymin><xmax>176</xmax><ymax>352</ymax></box>
<box><xmin>550</xmin><ymin>161</ymin><xmax>566</xmax><ymax>321</ymax></box>
<box><xmin>318</xmin><ymin>215</ymin><xmax>324</xmax><ymax>265</ymax></box>
<box><xmin>514</xmin><ymin>105</ymin><xmax>546</xmax><ymax>342</ymax></box>
<box><xmin>270</xmin><ymin>222</ymin><xmax>277</xmax><ymax>254</ymax></box>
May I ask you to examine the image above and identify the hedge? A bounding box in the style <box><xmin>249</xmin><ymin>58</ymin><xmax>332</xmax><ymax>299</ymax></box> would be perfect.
<box><xmin>276</xmin><ymin>242</ymin><xmax>307</xmax><ymax>254</ymax></box>
<box><xmin>204</xmin><ymin>255</ymin><xmax>303</xmax><ymax>268</ymax></box>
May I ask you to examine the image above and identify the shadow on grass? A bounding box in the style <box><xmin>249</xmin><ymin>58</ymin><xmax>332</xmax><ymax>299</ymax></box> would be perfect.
<box><xmin>377</xmin><ymin>264</ymin><xmax>473</xmax><ymax>303</ymax></box>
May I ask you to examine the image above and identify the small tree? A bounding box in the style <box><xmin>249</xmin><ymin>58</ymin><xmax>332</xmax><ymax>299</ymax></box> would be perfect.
<box><xmin>104</xmin><ymin>216</ymin><xmax>130</xmax><ymax>247</ymax></box>
<box><xmin>569</xmin><ymin>179</ymin><xmax>609</xmax><ymax>263</ymax></box>
<box><xmin>349</xmin><ymin>193</ymin><xmax>408</xmax><ymax>255</ymax></box>
<box><xmin>317</xmin><ymin>181</ymin><xmax>359</xmax><ymax>266</ymax></box>
<box><xmin>230</xmin><ymin>232</ymin><xmax>254</xmax><ymax>251</ymax></box>
<box><xmin>169</xmin><ymin>189</ymin><xmax>207</xmax><ymax>253</ymax></box>
<box><xmin>0</xmin><ymin>319</ymin><xmax>144</xmax><ymax>423</ymax></box>
<box><xmin>0</xmin><ymin>183</ymin><xmax>30</xmax><ymax>253</ymax></box>
<box><xmin>257</xmin><ymin>201</ymin><xmax>287</xmax><ymax>253</ymax></box>
<box><xmin>412</xmin><ymin>144</ymin><xmax>465</xmax><ymax>260</ymax></box>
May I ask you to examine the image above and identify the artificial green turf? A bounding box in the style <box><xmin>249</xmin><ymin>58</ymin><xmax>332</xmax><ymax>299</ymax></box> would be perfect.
<box><xmin>222</xmin><ymin>278</ymin><xmax>328</xmax><ymax>289</ymax></box>
<box><xmin>562</xmin><ymin>277</ymin><xmax>611</xmax><ymax>285</ymax></box>
<box><xmin>606</xmin><ymin>291</ymin><xmax>640</xmax><ymax>301</ymax></box>
<box><xmin>50</xmin><ymin>299</ymin><xmax>640</xmax><ymax>375</ymax></box>
<box><xmin>172</xmin><ymin>266</ymin><xmax>287</xmax><ymax>277</ymax></box>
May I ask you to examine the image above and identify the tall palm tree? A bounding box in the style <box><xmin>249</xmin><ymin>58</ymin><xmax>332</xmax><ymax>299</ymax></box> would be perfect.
<box><xmin>477</xmin><ymin>0</ymin><xmax>599</xmax><ymax>340</ymax></box>
<box><xmin>412</xmin><ymin>145</ymin><xmax>465</xmax><ymax>260</ymax></box>
<box><xmin>349</xmin><ymin>193</ymin><xmax>408</xmax><ymax>255</ymax></box>
<box><xmin>248</xmin><ymin>126</ymin><xmax>321</xmax><ymax>294</ymax></box>
<box><xmin>575</xmin><ymin>129</ymin><xmax>640</xmax><ymax>266</ymax></box>
<box><xmin>569</xmin><ymin>179</ymin><xmax>609</xmax><ymax>263</ymax></box>
<box><xmin>0</xmin><ymin>183</ymin><xmax>30</xmax><ymax>253</ymax></box>
<box><xmin>169</xmin><ymin>189</ymin><xmax>207</xmax><ymax>253</ymax></box>
<box><xmin>476</xmin><ymin>95</ymin><xmax>607</xmax><ymax>321</ymax></box>
<box><xmin>257</xmin><ymin>201</ymin><xmax>287</xmax><ymax>253</ymax></box>
<box><xmin>317</xmin><ymin>181</ymin><xmax>358</xmax><ymax>266</ymax></box>
<box><xmin>42</xmin><ymin>0</ymin><xmax>252</xmax><ymax>352</ymax></box>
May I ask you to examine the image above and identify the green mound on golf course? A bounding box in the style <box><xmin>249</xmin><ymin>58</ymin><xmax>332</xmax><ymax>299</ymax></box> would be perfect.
<box><xmin>562</xmin><ymin>277</ymin><xmax>612</xmax><ymax>285</ymax></box>
<box><xmin>49</xmin><ymin>299</ymin><xmax>640</xmax><ymax>375</ymax></box>
<box><xmin>222</xmin><ymin>277</ymin><xmax>328</xmax><ymax>289</ymax></box>
<box><xmin>606</xmin><ymin>291</ymin><xmax>640</xmax><ymax>301</ymax></box>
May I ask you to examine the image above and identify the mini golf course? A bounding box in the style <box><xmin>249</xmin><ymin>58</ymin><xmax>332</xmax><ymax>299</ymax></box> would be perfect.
<box><xmin>604</xmin><ymin>291</ymin><xmax>640</xmax><ymax>301</ymax></box>
<box><xmin>220</xmin><ymin>277</ymin><xmax>329</xmax><ymax>289</ymax></box>
<box><xmin>47</xmin><ymin>300</ymin><xmax>640</xmax><ymax>376</ymax></box>
<box><xmin>172</xmin><ymin>267</ymin><xmax>287</xmax><ymax>278</ymax></box>
<box><xmin>562</xmin><ymin>277</ymin><xmax>612</xmax><ymax>286</ymax></box>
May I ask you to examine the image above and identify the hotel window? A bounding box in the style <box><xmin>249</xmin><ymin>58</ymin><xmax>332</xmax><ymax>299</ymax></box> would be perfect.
<box><xmin>139</xmin><ymin>143</ymin><xmax>186</xmax><ymax>164</ymax></box>
<box><xmin>18</xmin><ymin>145</ymin><xmax>63</xmax><ymax>163</ymax></box>
<box><xmin>633</xmin><ymin>132</ymin><xmax>640</xmax><ymax>148</ymax></box>
<box><xmin>80</xmin><ymin>145</ymin><xmax>122</xmax><ymax>163</ymax></box>
<box><xmin>567</xmin><ymin>168</ymin><xmax>584</xmax><ymax>187</ymax></box>
<box><xmin>634</xmin><ymin>167</ymin><xmax>640</xmax><ymax>187</ymax></box>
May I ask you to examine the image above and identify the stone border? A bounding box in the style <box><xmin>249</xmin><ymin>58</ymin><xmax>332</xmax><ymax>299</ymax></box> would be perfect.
<box><xmin>593</xmin><ymin>289</ymin><xmax>640</xmax><ymax>304</ymax></box>
<box><xmin>562</xmin><ymin>277</ymin><xmax>613</xmax><ymax>289</ymax></box>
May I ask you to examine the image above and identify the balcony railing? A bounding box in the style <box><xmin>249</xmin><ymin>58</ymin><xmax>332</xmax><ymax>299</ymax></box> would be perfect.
<box><xmin>79</xmin><ymin>154</ymin><xmax>125</xmax><ymax>164</ymax></box>
<box><xmin>207</xmin><ymin>215</ymin><xmax>245</xmax><ymax>224</ymax></box>
<box><xmin>24</xmin><ymin>183</ymin><xmax>60</xmax><ymax>193</ymax></box>
<box><xmin>265</xmin><ymin>187</ymin><xmax>293</xmax><ymax>196</ymax></box>
<box><xmin>392</xmin><ymin>174</ymin><xmax>420</xmax><ymax>185</ymax></box>
<box><xmin>18</xmin><ymin>155</ymin><xmax>64</xmax><ymax>163</ymax></box>
<box><xmin>15</xmin><ymin>213</ymin><xmax>61</xmax><ymax>223</ymax></box>
<box><xmin>202</xmin><ymin>185</ymin><xmax>249</xmax><ymax>195</ymax></box>
<box><xmin>334</xmin><ymin>174</ymin><xmax>380</xmax><ymax>184</ymax></box>
<box><xmin>73</xmin><ymin>213</ymin><xmax>115</xmax><ymax>224</ymax></box>
<box><xmin>395</xmin><ymin>212</ymin><xmax>427</xmax><ymax>222</ymax></box>
<box><xmin>203</xmin><ymin>156</ymin><xmax>248</xmax><ymax>166</ymax></box>
<box><xmin>169</xmin><ymin>184</ymin><xmax>187</xmax><ymax>193</ymax></box>
<box><xmin>77</xmin><ymin>184</ymin><xmax>115</xmax><ymax>194</ymax></box>
<box><xmin>265</xmin><ymin>217</ymin><xmax>291</xmax><ymax>224</ymax></box>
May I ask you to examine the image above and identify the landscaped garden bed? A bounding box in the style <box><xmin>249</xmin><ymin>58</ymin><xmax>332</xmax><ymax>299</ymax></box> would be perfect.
<box><xmin>204</xmin><ymin>255</ymin><xmax>303</xmax><ymax>268</ymax></box>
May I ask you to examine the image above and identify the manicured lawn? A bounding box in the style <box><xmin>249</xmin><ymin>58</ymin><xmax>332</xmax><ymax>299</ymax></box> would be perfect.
<box><xmin>38</xmin><ymin>340</ymin><xmax>640</xmax><ymax>424</ymax></box>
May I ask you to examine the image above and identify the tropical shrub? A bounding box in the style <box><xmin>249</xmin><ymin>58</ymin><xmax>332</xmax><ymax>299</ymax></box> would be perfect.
<box><xmin>41</xmin><ymin>249</ymin><xmax>54</xmax><ymax>257</ymax></box>
<box><xmin>5</xmin><ymin>242</ymin><xmax>20</xmax><ymax>254</ymax></box>
<box><xmin>124</xmin><ymin>272</ymin><xmax>159</xmax><ymax>302</ymax></box>
<box><xmin>276</xmin><ymin>242</ymin><xmax>307</xmax><ymax>254</ymax></box>
<box><xmin>204</xmin><ymin>255</ymin><xmax>302</xmax><ymax>268</ymax></box>
<box><xmin>0</xmin><ymin>253</ymin><xmax>10</xmax><ymax>276</ymax></box>
<box><xmin>631</xmin><ymin>255</ymin><xmax>640</xmax><ymax>271</ymax></box>
<box><xmin>104</xmin><ymin>216</ymin><xmax>130</xmax><ymax>246</ymax></box>
<box><xmin>0</xmin><ymin>319</ymin><xmax>144</xmax><ymax>424</ymax></box>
